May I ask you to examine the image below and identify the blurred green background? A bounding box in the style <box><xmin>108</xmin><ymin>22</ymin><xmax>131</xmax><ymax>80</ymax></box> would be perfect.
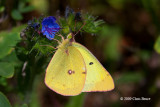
<box><xmin>0</xmin><ymin>0</ymin><xmax>160</xmax><ymax>107</ymax></box>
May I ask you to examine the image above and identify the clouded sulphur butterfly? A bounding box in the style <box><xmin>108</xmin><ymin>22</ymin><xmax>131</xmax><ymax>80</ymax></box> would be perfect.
<box><xmin>45</xmin><ymin>33</ymin><xmax>114</xmax><ymax>96</ymax></box>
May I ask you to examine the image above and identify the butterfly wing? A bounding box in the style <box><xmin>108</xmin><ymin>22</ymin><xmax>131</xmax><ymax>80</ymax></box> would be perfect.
<box><xmin>45</xmin><ymin>46</ymin><xmax>86</xmax><ymax>96</ymax></box>
<box><xmin>72</xmin><ymin>42</ymin><xmax>114</xmax><ymax>92</ymax></box>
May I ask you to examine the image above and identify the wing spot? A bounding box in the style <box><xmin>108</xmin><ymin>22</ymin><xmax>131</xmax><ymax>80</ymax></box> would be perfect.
<box><xmin>82</xmin><ymin>72</ymin><xmax>86</xmax><ymax>74</ymax></box>
<box><xmin>107</xmin><ymin>74</ymin><xmax>110</xmax><ymax>76</ymax></box>
<box><xmin>73</xmin><ymin>71</ymin><xmax>75</xmax><ymax>74</ymax></box>
<box><xmin>89</xmin><ymin>62</ymin><xmax>93</xmax><ymax>65</ymax></box>
<box><xmin>68</xmin><ymin>70</ymin><xmax>74</xmax><ymax>75</ymax></box>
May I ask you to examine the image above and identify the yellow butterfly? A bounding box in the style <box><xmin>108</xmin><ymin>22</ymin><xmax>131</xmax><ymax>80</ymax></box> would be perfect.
<box><xmin>45</xmin><ymin>33</ymin><xmax>114</xmax><ymax>96</ymax></box>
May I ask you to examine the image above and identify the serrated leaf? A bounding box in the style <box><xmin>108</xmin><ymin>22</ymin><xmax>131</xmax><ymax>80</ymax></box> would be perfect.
<box><xmin>0</xmin><ymin>62</ymin><xmax>14</xmax><ymax>78</ymax></box>
<box><xmin>32</xmin><ymin>37</ymin><xmax>57</xmax><ymax>55</ymax></box>
<box><xmin>67</xmin><ymin>13</ymin><xmax>75</xmax><ymax>27</ymax></box>
<box><xmin>0</xmin><ymin>92</ymin><xmax>12</xmax><ymax>107</ymax></box>
<box><xmin>59</xmin><ymin>18</ymin><xmax>70</xmax><ymax>35</ymax></box>
<box><xmin>11</xmin><ymin>10</ymin><xmax>23</xmax><ymax>20</ymax></box>
<box><xmin>82</xmin><ymin>14</ymin><xmax>103</xmax><ymax>33</ymax></box>
<box><xmin>94</xmin><ymin>20</ymin><xmax>105</xmax><ymax>27</ymax></box>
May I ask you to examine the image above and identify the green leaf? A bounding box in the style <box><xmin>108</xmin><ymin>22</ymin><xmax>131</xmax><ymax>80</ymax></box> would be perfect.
<box><xmin>31</xmin><ymin>0</ymin><xmax>48</xmax><ymax>13</ymax></box>
<box><xmin>108</xmin><ymin>0</ymin><xmax>126</xmax><ymax>9</ymax></box>
<box><xmin>18</xmin><ymin>2</ymin><xmax>25</xmax><ymax>10</ymax></box>
<box><xmin>12</xmin><ymin>24</ymin><xmax>26</xmax><ymax>32</ymax></box>
<box><xmin>65</xmin><ymin>93</ymin><xmax>85</xmax><ymax>107</ymax></box>
<box><xmin>116</xmin><ymin>72</ymin><xmax>143</xmax><ymax>84</ymax></box>
<box><xmin>59</xmin><ymin>18</ymin><xmax>70</xmax><ymax>35</ymax></box>
<box><xmin>11</xmin><ymin>9</ymin><xmax>23</xmax><ymax>20</ymax></box>
<box><xmin>0</xmin><ymin>6</ymin><xmax>5</xmax><ymax>13</ymax></box>
<box><xmin>139</xmin><ymin>50</ymin><xmax>151</xmax><ymax>61</ymax></box>
<box><xmin>0</xmin><ymin>62</ymin><xmax>14</xmax><ymax>78</ymax></box>
<box><xmin>154</xmin><ymin>36</ymin><xmax>160</xmax><ymax>54</ymax></box>
<box><xmin>100</xmin><ymin>25</ymin><xmax>121</xmax><ymax>61</ymax></box>
<box><xmin>19</xmin><ymin>6</ymin><xmax>35</xmax><ymax>13</ymax></box>
<box><xmin>67</xmin><ymin>13</ymin><xmax>75</xmax><ymax>25</ymax></box>
<box><xmin>82</xmin><ymin>14</ymin><xmax>104</xmax><ymax>33</ymax></box>
<box><xmin>1</xmin><ymin>51</ymin><xmax>21</xmax><ymax>67</ymax></box>
<box><xmin>0</xmin><ymin>32</ymin><xmax>20</xmax><ymax>59</ymax></box>
<box><xmin>21</xmin><ymin>104</ymin><xmax>28</xmax><ymax>107</ymax></box>
<box><xmin>0</xmin><ymin>92</ymin><xmax>12</xmax><ymax>107</ymax></box>
<box><xmin>0</xmin><ymin>77</ymin><xmax>7</xmax><ymax>86</ymax></box>
<box><xmin>94</xmin><ymin>20</ymin><xmax>105</xmax><ymax>27</ymax></box>
<box><xmin>0</xmin><ymin>51</ymin><xmax>20</xmax><ymax>78</ymax></box>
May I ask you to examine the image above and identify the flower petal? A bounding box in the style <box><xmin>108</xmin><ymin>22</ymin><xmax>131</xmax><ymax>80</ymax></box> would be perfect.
<box><xmin>41</xmin><ymin>16</ymin><xmax>60</xmax><ymax>40</ymax></box>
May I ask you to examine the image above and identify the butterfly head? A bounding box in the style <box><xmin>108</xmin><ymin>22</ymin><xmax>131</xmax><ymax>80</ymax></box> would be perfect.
<box><xmin>67</xmin><ymin>33</ymin><xmax>75</xmax><ymax>42</ymax></box>
<box><xmin>57</xmin><ymin>33</ymin><xmax>75</xmax><ymax>49</ymax></box>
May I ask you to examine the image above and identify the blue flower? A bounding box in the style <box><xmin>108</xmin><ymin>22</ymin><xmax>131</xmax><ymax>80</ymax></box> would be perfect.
<box><xmin>41</xmin><ymin>16</ymin><xmax>60</xmax><ymax>40</ymax></box>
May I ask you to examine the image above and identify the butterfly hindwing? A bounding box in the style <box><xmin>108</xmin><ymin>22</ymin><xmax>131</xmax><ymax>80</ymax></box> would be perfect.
<box><xmin>45</xmin><ymin>45</ymin><xmax>86</xmax><ymax>96</ymax></box>
<box><xmin>72</xmin><ymin>42</ymin><xmax>114</xmax><ymax>92</ymax></box>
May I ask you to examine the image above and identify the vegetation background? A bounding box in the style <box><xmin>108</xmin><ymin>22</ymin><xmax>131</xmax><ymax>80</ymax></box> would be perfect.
<box><xmin>0</xmin><ymin>0</ymin><xmax>160</xmax><ymax>107</ymax></box>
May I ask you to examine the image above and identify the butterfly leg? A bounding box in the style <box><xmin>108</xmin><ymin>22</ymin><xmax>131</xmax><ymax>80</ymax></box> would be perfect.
<box><xmin>57</xmin><ymin>34</ymin><xmax>64</xmax><ymax>41</ymax></box>
<box><xmin>40</xmin><ymin>45</ymin><xmax>57</xmax><ymax>50</ymax></box>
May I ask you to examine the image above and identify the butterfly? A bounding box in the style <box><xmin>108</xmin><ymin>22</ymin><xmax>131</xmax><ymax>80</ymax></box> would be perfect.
<box><xmin>44</xmin><ymin>33</ymin><xmax>114</xmax><ymax>96</ymax></box>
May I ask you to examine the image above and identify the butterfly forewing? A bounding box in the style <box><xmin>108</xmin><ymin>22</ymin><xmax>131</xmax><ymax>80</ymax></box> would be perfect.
<box><xmin>45</xmin><ymin>45</ymin><xmax>86</xmax><ymax>96</ymax></box>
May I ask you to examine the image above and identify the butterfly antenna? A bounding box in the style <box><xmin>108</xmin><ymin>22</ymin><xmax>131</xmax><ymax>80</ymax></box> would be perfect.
<box><xmin>73</xmin><ymin>22</ymin><xmax>86</xmax><ymax>37</ymax></box>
